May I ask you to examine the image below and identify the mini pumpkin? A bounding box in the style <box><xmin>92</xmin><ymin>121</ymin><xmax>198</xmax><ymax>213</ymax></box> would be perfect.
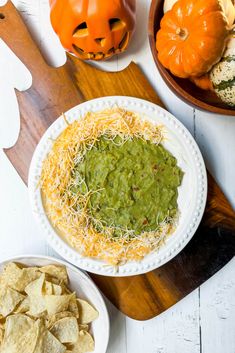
<box><xmin>190</xmin><ymin>74</ymin><xmax>213</xmax><ymax>91</ymax></box>
<box><xmin>49</xmin><ymin>0</ymin><xmax>136</xmax><ymax>60</ymax></box>
<box><xmin>163</xmin><ymin>0</ymin><xmax>235</xmax><ymax>27</ymax></box>
<box><xmin>157</xmin><ymin>0</ymin><xmax>229</xmax><ymax>78</ymax></box>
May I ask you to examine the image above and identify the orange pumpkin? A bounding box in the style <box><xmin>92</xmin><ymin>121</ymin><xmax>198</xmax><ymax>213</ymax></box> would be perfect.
<box><xmin>50</xmin><ymin>0</ymin><xmax>136</xmax><ymax>60</ymax></box>
<box><xmin>190</xmin><ymin>74</ymin><xmax>213</xmax><ymax>91</ymax></box>
<box><xmin>156</xmin><ymin>0</ymin><xmax>229</xmax><ymax>78</ymax></box>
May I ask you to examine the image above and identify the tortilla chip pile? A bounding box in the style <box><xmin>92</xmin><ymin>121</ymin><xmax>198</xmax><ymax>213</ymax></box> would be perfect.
<box><xmin>0</xmin><ymin>262</ymin><xmax>98</xmax><ymax>353</ymax></box>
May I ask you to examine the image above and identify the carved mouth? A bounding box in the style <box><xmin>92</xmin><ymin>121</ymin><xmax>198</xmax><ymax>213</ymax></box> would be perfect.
<box><xmin>72</xmin><ymin>43</ymin><xmax>127</xmax><ymax>60</ymax></box>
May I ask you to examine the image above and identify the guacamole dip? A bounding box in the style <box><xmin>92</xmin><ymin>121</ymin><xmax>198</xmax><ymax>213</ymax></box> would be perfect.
<box><xmin>72</xmin><ymin>136</ymin><xmax>183</xmax><ymax>235</ymax></box>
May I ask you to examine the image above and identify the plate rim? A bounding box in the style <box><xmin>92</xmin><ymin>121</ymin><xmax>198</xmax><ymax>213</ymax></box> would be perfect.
<box><xmin>28</xmin><ymin>96</ymin><xmax>208</xmax><ymax>276</ymax></box>
<box><xmin>0</xmin><ymin>254</ymin><xmax>110</xmax><ymax>353</ymax></box>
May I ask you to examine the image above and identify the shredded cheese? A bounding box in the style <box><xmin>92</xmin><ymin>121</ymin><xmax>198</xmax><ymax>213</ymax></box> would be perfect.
<box><xmin>40</xmin><ymin>108</ymin><xmax>177</xmax><ymax>266</ymax></box>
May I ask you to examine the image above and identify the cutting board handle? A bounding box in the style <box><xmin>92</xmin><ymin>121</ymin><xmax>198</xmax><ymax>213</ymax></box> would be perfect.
<box><xmin>1</xmin><ymin>1</ymin><xmax>83</xmax><ymax>181</ymax></box>
<box><xmin>0</xmin><ymin>1</ymin><xmax>50</xmax><ymax>75</ymax></box>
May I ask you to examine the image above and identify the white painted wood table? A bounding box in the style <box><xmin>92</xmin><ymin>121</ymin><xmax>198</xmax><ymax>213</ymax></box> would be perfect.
<box><xmin>0</xmin><ymin>0</ymin><xmax>234</xmax><ymax>352</ymax></box>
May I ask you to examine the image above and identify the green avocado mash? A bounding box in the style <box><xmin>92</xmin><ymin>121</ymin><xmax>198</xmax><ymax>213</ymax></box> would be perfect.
<box><xmin>71</xmin><ymin>136</ymin><xmax>183</xmax><ymax>235</ymax></box>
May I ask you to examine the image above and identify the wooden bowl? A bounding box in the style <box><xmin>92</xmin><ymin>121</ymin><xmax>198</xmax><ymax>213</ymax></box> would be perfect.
<box><xmin>148</xmin><ymin>0</ymin><xmax>235</xmax><ymax>116</ymax></box>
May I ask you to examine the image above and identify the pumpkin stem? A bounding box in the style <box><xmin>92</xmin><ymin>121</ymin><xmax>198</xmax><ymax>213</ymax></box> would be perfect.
<box><xmin>176</xmin><ymin>27</ymin><xmax>188</xmax><ymax>40</ymax></box>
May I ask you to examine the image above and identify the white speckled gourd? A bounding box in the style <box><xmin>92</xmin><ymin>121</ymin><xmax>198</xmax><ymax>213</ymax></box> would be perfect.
<box><xmin>210</xmin><ymin>35</ymin><xmax>235</xmax><ymax>107</ymax></box>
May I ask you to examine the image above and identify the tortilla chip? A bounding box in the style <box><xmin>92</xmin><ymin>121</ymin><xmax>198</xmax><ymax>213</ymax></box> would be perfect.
<box><xmin>43</xmin><ymin>281</ymin><xmax>53</xmax><ymax>295</ymax></box>
<box><xmin>25</xmin><ymin>274</ymin><xmax>46</xmax><ymax>317</ymax></box>
<box><xmin>52</xmin><ymin>284</ymin><xmax>62</xmax><ymax>296</ymax></box>
<box><xmin>0</xmin><ymin>263</ymin><xmax>41</xmax><ymax>292</ymax></box>
<box><xmin>78</xmin><ymin>324</ymin><xmax>89</xmax><ymax>332</ymax></box>
<box><xmin>27</xmin><ymin>296</ymin><xmax>46</xmax><ymax>318</ymax></box>
<box><xmin>39</xmin><ymin>266</ymin><xmax>68</xmax><ymax>285</ymax></box>
<box><xmin>0</xmin><ymin>264</ymin><xmax>97</xmax><ymax>353</ymax></box>
<box><xmin>77</xmin><ymin>300</ymin><xmax>98</xmax><ymax>324</ymax></box>
<box><xmin>13</xmin><ymin>319</ymin><xmax>41</xmax><ymax>353</ymax></box>
<box><xmin>0</xmin><ymin>314</ymin><xmax>37</xmax><ymax>353</ymax></box>
<box><xmin>43</xmin><ymin>330</ymin><xmax>66</xmax><ymax>353</ymax></box>
<box><xmin>47</xmin><ymin>311</ymin><xmax>75</xmax><ymax>329</ymax></box>
<box><xmin>0</xmin><ymin>324</ymin><xmax>4</xmax><ymax>345</ymax></box>
<box><xmin>61</xmin><ymin>284</ymin><xmax>72</xmax><ymax>295</ymax></box>
<box><xmin>3</xmin><ymin>314</ymin><xmax>34</xmax><ymax>339</ymax></box>
<box><xmin>45</xmin><ymin>293</ymin><xmax>75</xmax><ymax>316</ymax></box>
<box><xmin>50</xmin><ymin>317</ymin><xmax>78</xmax><ymax>343</ymax></box>
<box><xmin>0</xmin><ymin>263</ymin><xmax>21</xmax><ymax>289</ymax></box>
<box><xmin>70</xmin><ymin>330</ymin><xmax>95</xmax><ymax>353</ymax></box>
<box><xmin>0</xmin><ymin>287</ymin><xmax>25</xmax><ymax>317</ymax></box>
<box><xmin>25</xmin><ymin>273</ymin><xmax>45</xmax><ymax>296</ymax></box>
<box><xmin>34</xmin><ymin>320</ymin><xmax>66</xmax><ymax>353</ymax></box>
<box><xmin>14</xmin><ymin>296</ymin><xmax>30</xmax><ymax>313</ymax></box>
<box><xmin>69</xmin><ymin>295</ymin><xmax>79</xmax><ymax>318</ymax></box>
<box><xmin>0</xmin><ymin>263</ymin><xmax>25</xmax><ymax>287</ymax></box>
<box><xmin>18</xmin><ymin>322</ymin><xmax>39</xmax><ymax>353</ymax></box>
<box><xmin>21</xmin><ymin>267</ymin><xmax>41</xmax><ymax>287</ymax></box>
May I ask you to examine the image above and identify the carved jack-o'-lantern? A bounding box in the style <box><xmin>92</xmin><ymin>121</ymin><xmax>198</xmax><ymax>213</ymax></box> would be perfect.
<box><xmin>49</xmin><ymin>0</ymin><xmax>136</xmax><ymax>60</ymax></box>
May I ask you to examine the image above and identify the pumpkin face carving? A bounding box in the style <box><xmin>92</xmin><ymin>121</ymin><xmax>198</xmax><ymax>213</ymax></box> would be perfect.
<box><xmin>50</xmin><ymin>0</ymin><xmax>136</xmax><ymax>60</ymax></box>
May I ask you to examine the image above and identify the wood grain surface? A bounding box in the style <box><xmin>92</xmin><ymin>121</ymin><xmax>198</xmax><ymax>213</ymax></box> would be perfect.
<box><xmin>1</xmin><ymin>1</ymin><xmax>235</xmax><ymax>320</ymax></box>
<box><xmin>148</xmin><ymin>0</ymin><xmax>235</xmax><ymax>116</ymax></box>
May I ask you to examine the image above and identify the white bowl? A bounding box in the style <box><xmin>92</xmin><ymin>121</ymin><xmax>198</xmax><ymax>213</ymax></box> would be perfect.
<box><xmin>0</xmin><ymin>255</ymin><xmax>110</xmax><ymax>353</ymax></box>
<box><xmin>28</xmin><ymin>96</ymin><xmax>207</xmax><ymax>276</ymax></box>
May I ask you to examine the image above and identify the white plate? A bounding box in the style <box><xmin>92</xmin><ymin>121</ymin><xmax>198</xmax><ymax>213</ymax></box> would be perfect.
<box><xmin>0</xmin><ymin>255</ymin><xmax>109</xmax><ymax>353</ymax></box>
<box><xmin>28</xmin><ymin>96</ymin><xmax>207</xmax><ymax>276</ymax></box>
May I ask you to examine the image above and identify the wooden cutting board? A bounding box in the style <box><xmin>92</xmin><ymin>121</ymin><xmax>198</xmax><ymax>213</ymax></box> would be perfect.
<box><xmin>1</xmin><ymin>1</ymin><xmax>235</xmax><ymax>320</ymax></box>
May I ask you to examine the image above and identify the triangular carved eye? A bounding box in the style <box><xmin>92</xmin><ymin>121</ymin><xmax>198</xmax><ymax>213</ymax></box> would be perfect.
<box><xmin>109</xmin><ymin>18</ymin><xmax>125</xmax><ymax>31</ymax></box>
<box><xmin>73</xmin><ymin>22</ymin><xmax>88</xmax><ymax>37</ymax></box>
